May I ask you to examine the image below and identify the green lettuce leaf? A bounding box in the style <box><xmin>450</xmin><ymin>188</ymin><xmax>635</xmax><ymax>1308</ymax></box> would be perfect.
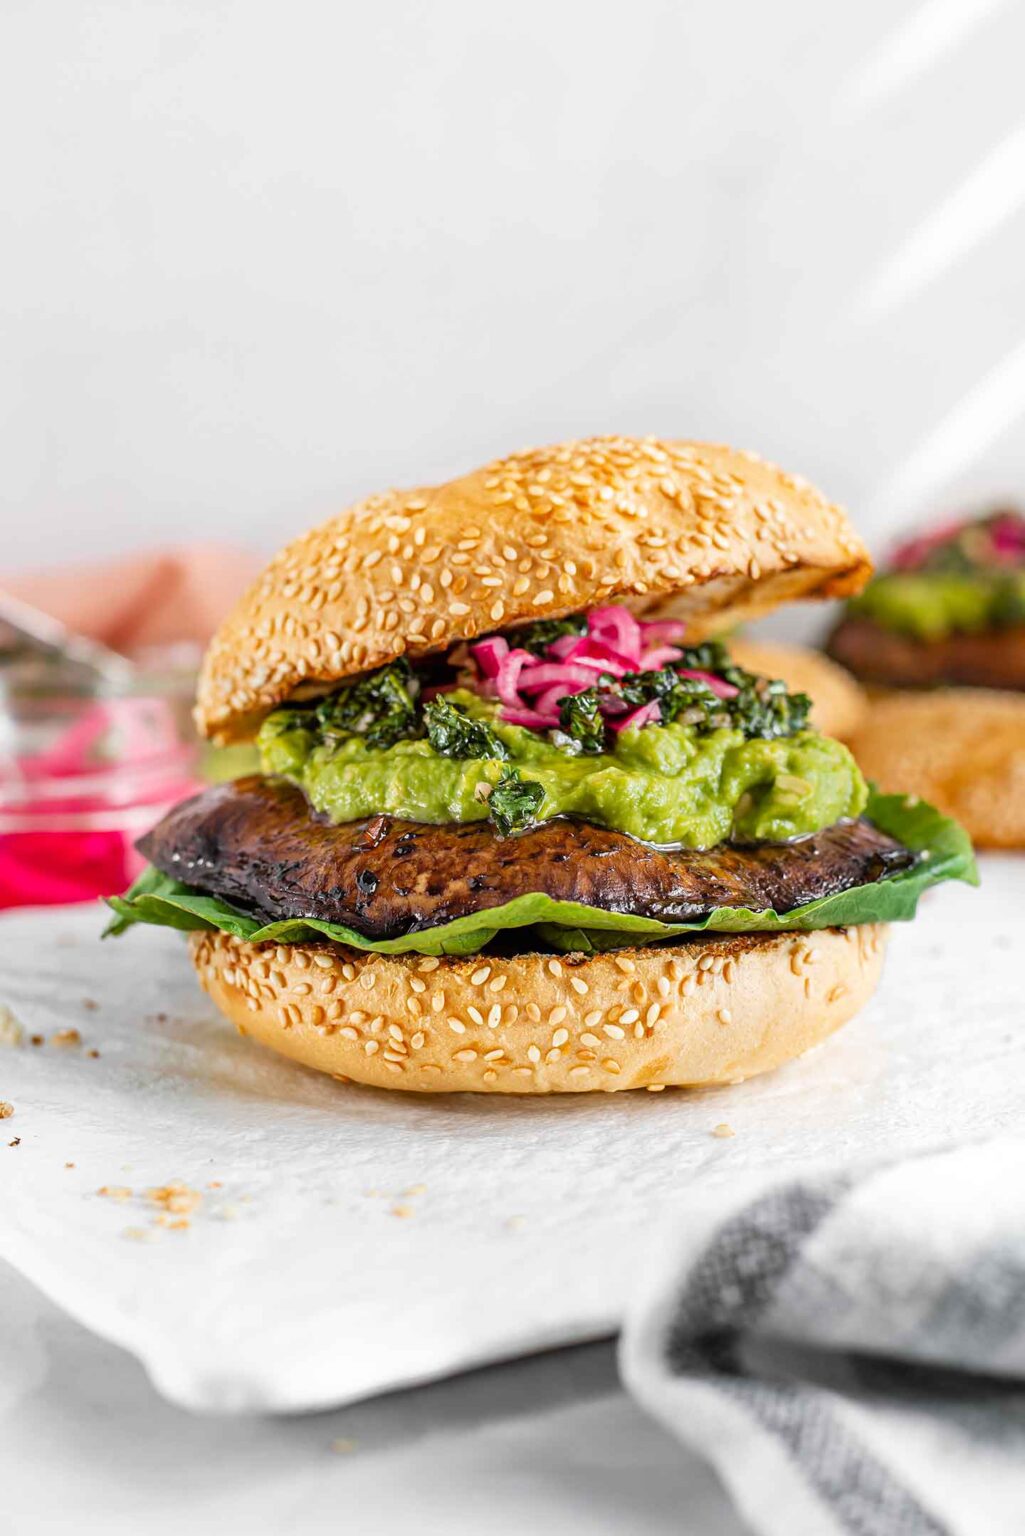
<box><xmin>104</xmin><ymin>790</ymin><xmax>977</xmax><ymax>957</ymax></box>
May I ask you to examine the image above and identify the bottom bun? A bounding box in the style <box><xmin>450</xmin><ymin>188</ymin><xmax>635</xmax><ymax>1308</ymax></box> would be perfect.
<box><xmin>190</xmin><ymin>925</ymin><xmax>887</xmax><ymax>1094</ymax></box>
<box><xmin>847</xmin><ymin>687</ymin><xmax>1025</xmax><ymax>849</ymax></box>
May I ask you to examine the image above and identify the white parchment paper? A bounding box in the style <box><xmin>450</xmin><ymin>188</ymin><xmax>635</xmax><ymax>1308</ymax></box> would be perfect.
<box><xmin>0</xmin><ymin>859</ymin><xmax>1019</xmax><ymax>1414</ymax></box>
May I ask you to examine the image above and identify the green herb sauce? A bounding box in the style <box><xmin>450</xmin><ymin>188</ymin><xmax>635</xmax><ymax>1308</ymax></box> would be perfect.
<box><xmin>258</xmin><ymin>689</ymin><xmax>866</xmax><ymax>848</ymax></box>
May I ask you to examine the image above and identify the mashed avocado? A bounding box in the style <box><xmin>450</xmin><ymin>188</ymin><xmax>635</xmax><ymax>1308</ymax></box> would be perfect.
<box><xmin>258</xmin><ymin>690</ymin><xmax>866</xmax><ymax>848</ymax></box>
<box><xmin>851</xmin><ymin>570</ymin><xmax>1025</xmax><ymax>641</ymax></box>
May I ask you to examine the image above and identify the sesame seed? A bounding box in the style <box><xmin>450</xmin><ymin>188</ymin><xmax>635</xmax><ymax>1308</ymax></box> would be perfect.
<box><xmin>603</xmin><ymin>1023</ymin><xmax>625</xmax><ymax>1040</ymax></box>
<box><xmin>570</xmin><ymin>977</ymin><xmax>589</xmax><ymax>996</ymax></box>
<box><xmin>471</xmin><ymin>966</ymin><xmax>491</xmax><ymax>986</ymax></box>
<box><xmin>619</xmin><ymin>1009</ymin><xmax>639</xmax><ymax>1025</ymax></box>
<box><xmin>453</xmin><ymin>1049</ymin><xmax>477</xmax><ymax>1062</ymax></box>
<box><xmin>547</xmin><ymin>958</ymin><xmax>563</xmax><ymax>978</ymax></box>
<box><xmin>527</xmin><ymin>1045</ymin><xmax>541</xmax><ymax>1063</ymax></box>
<box><xmin>447</xmin><ymin>1019</ymin><xmax>466</xmax><ymax>1034</ymax></box>
<box><xmin>548</xmin><ymin>1005</ymin><xmax>568</xmax><ymax>1026</ymax></box>
<box><xmin>551</xmin><ymin>1027</ymin><xmax>569</xmax><ymax>1048</ymax></box>
<box><xmin>467</xmin><ymin>1006</ymin><xmax>484</xmax><ymax>1026</ymax></box>
<box><xmin>614</xmin><ymin>956</ymin><xmax>636</xmax><ymax>974</ymax></box>
<box><xmin>583</xmin><ymin>1010</ymin><xmax>602</xmax><ymax>1029</ymax></box>
<box><xmin>409</xmin><ymin>977</ymin><xmax>426</xmax><ymax>994</ymax></box>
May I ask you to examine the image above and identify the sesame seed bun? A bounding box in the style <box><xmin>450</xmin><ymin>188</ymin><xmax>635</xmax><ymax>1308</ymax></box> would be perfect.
<box><xmin>189</xmin><ymin>925</ymin><xmax>887</xmax><ymax>1093</ymax></box>
<box><xmin>727</xmin><ymin>639</ymin><xmax>868</xmax><ymax>741</ymax></box>
<box><xmin>846</xmin><ymin>688</ymin><xmax>1025</xmax><ymax>850</ymax></box>
<box><xmin>196</xmin><ymin>437</ymin><xmax>871</xmax><ymax>742</ymax></box>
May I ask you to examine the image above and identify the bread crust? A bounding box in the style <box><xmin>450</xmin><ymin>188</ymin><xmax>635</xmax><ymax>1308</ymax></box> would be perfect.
<box><xmin>189</xmin><ymin>925</ymin><xmax>887</xmax><ymax>1093</ymax></box>
<box><xmin>846</xmin><ymin>688</ymin><xmax>1025</xmax><ymax>849</ymax></box>
<box><xmin>196</xmin><ymin>437</ymin><xmax>870</xmax><ymax>741</ymax></box>
<box><xmin>728</xmin><ymin>639</ymin><xmax>868</xmax><ymax>741</ymax></box>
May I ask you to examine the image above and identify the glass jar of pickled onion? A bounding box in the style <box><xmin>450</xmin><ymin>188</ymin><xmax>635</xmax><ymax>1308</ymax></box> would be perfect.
<box><xmin>0</xmin><ymin>653</ymin><xmax>205</xmax><ymax>909</ymax></box>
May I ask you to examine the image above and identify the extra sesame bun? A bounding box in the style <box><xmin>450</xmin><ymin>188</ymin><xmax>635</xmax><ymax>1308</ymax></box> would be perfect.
<box><xmin>189</xmin><ymin>925</ymin><xmax>887</xmax><ymax>1094</ymax></box>
<box><xmin>846</xmin><ymin>688</ymin><xmax>1025</xmax><ymax>850</ymax></box>
<box><xmin>196</xmin><ymin>437</ymin><xmax>871</xmax><ymax>741</ymax></box>
<box><xmin>727</xmin><ymin>639</ymin><xmax>868</xmax><ymax>741</ymax></box>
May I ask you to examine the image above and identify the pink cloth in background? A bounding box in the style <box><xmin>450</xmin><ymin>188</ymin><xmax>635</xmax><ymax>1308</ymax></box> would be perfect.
<box><xmin>1</xmin><ymin>543</ymin><xmax>263</xmax><ymax>651</ymax></box>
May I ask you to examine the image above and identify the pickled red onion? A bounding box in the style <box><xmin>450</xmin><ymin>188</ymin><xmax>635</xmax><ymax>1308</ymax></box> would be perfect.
<box><xmin>677</xmin><ymin>668</ymin><xmax>739</xmax><ymax>699</ymax></box>
<box><xmin>610</xmin><ymin>701</ymin><xmax>661</xmax><ymax>733</ymax></box>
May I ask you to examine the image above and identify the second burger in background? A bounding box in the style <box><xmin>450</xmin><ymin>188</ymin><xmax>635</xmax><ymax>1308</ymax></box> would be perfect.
<box><xmin>829</xmin><ymin>509</ymin><xmax>1025</xmax><ymax>848</ymax></box>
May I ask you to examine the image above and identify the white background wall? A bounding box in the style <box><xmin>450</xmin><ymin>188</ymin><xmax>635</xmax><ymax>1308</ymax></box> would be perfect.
<box><xmin>4</xmin><ymin>0</ymin><xmax>1025</xmax><ymax>606</ymax></box>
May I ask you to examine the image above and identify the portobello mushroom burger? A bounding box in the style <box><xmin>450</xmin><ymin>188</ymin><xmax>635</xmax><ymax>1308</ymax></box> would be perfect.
<box><xmin>829</xmin><ymin>508</ymin><xmax>1025</xmax><ymax>847</ymax></box>
<box><xmin>107</xmin><ymin>437</ymin><xmax>976</xmax><ymax>1091</ymax></box>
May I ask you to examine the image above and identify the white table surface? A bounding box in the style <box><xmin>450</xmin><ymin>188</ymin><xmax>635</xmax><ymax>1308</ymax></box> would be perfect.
<box><xmin>0</xmin><ymin>1255</ymin><xmax>745</xmax><ymax>1535</ymax></box>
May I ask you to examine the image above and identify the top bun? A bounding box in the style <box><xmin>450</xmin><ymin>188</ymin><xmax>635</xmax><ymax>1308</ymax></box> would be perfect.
<box><xmin>196</xmin><ymin>436</ymin><xmax>871</xmax><ymax>741</ymax></box>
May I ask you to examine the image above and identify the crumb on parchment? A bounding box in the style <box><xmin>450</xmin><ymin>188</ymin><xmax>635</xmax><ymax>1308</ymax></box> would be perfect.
<box><xmin>0</xmin><ymin>1102</ymin><xmax>13</xmax><ymax>1120</ymax></box>
<box><xmin>146</xmin><ymin>1182</ymin><xmax>204</xmax><ymax>1229</ymax></box>
<box><xmin>712</xmin><ymin>1123</ymin><xmax>736</xmax><ymax>1139</ymax></box>
<box><xmin>50</xmin><ymin>1029</ymin><xmax>82</xmax><ymax>1048</ymax></box>
<box><xmin>95</xmin><ymin>1179</ymin><xmax>209</xmax><ymax>1233</ymax></box>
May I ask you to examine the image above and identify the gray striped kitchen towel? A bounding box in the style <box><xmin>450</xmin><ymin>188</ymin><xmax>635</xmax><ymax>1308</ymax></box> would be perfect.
<box><xmin>621</xmin><ymin>1139</ymin><xmax>1025</xmax><ymax>1536</ymax></box>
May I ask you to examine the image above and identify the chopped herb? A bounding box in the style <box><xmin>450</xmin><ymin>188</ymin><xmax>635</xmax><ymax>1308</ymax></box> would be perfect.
<box><xmin>423</xmin><ymin>697</ymin><xmax>509</xmax><ymax>760</ymax></box>
<box><xmin>488</xmin><ymin>770</ymin><xmax>544</xmax><ymax>835</ymax></box>
<box><xmin>558</xmin><ymin>690</ymin><xmax>607</xmax><ymax>754</ymax></box>
<box><xmin>316</xmin><ymin>659</ymin><xmax>419</xmax><ymax>750</ymax></box>
<box><xmin>674</xmin><ymin>640</ymin><xmax>731</xmax><ymax>673</ymax></box>
<box><xmin>507</xmin><ymin>613</ymin><xmax>587</xmax><ymax>656</ymax></box>
<box><xmin>612</xmin><ymin>668</ymin><xmax>731</xmax><ymax>732</ymax></box>
<box><xmin>727</xmin><ymin>675</ymin><xmax>812</xmax><ymax>740</ymax></box>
